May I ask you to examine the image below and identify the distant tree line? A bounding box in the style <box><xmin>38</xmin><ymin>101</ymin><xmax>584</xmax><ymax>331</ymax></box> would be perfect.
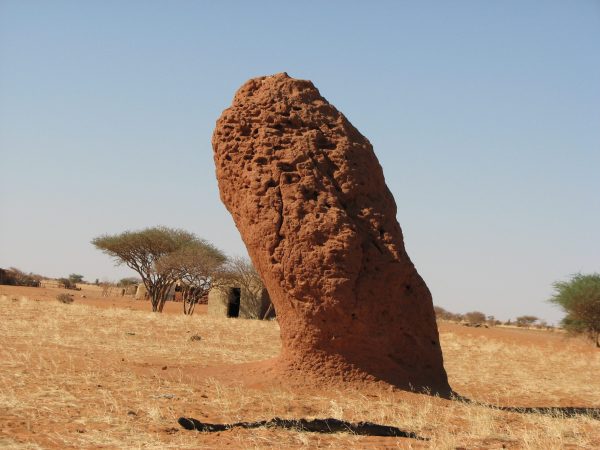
<box><xmin>433</xmin><ymin>272</ymin><xmax>600</xmax><ymax>347</ymax></box>
<box><xmin>0</xmin><ymin>267</ymin><xmax>42</xmax><ymax>287</ymax></box>
<box><xmin>1</xmin><ymin>268</ymin><xmax>90</xmax><ymax>290</ymax></box>
<box><xmin>433</xmin><ymin>305</ymin><xmax>549</xmax><ymax>329</ymax></box>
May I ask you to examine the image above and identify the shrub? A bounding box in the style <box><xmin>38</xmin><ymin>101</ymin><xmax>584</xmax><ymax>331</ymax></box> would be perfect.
<box><xmin>433</xmin><ymin>305</ymin><xmax>463</xmax><ymax>322</ymax></box>
<box><xmin>58</xmin><ymin>278</ymin><xmax>77</xmax><ymax>289</ymax></box>
<box><xmin>465</xmin><ymin>311</ymin><xmax>486</xmax><ymax>325</ymax></box>
<box><xmin>0</xmin><ymin>267</ymin><xmax>42</xmax><ymax>287</ymax></box>
<box><xmin>515</xmin><ymin>315</ymin><xmax>538</xmax><ymax>327</ymax></box>
<box><xmin>549</xmin><ymin>273</ymin><xmax>600</xmax><ymax>347</ymax></box>
<box><xmin>56</xmin><ymin>293</ymin><xmax>74</xmax><ymax>304</ymax></box>
<box><xmin>68</xmin><ymin>274</ymin><xmax>84</xmax><ymax>284</ymax></box>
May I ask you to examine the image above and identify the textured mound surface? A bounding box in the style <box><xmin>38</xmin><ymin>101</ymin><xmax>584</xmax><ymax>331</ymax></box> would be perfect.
<box><xmin>212</xmin><ymin>73</ymin><xmax>450</xmax><ymax>394</ymax></box>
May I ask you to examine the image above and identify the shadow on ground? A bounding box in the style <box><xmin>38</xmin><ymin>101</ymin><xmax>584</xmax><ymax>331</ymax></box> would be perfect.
<box><xmin>451</xmin><ymin>393</ymin><xmax>600</xmax><ymax>420</ymax></box>
<box><xmin>177</xmin><ymin>392</ymin><xmax>599</xmax><ymax>441</ymax></box>
<box><xmin>178</xmin><ymin>417</ymin><xmax>426</xmax><ymax>439</ymax></box>
<box><xmin>495</xmin><ymin>406</ymin><xmax>600</xmax><ymax>419</ymax></box>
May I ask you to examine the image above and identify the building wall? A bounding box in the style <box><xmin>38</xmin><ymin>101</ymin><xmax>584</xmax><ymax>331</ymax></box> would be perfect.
<box><xmin>207</xmin><ymin>284</ymin><xmax>273</xmax><ymax>319</ymax></box>
<box><xmin>207</xmin><ymin>288</ymin><xmax>231</xmax><ymax>317</ymax></box>
<box><xmin>135</xmin><ymin>284</ymin><xmax>148</xmax><ymax>300</ymax></box>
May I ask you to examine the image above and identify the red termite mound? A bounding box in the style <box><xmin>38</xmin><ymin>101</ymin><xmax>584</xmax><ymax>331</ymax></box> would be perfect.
<box><xmin>212</xmin><ymin>73</ymin><xmax>451</xmax><ymax>395</ymax></box>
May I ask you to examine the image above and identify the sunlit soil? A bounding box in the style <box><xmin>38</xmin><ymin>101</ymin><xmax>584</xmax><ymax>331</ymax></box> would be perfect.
<box><xmin>0</xmin><ymin>286</ymin><xmax>598</xmax><ymax>449</ymax></box>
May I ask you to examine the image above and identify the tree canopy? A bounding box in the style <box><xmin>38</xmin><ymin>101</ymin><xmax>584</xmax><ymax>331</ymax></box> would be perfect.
<box><xmin>92</xmin><ymin>226</ymin><xmax>214</xmax><ymax>312</ymax></box>
<box><xmin>157</xmin><ymin>240</ymin><xmax>227</xmax><ymax>315</ymax></box>
<box><xmin>549</xmin><ymin>273</ymin><xmax>600</xmax><ymax>347</ymax></box>
<box><xmin>69</xmin><ymin>273</ymin><xmax>84</xmax><ymax>284</ymax></box>
<box><xmin>464</xmin><ymin>311</ymin><xmax>486</xmax><ymax>325</ymax></box>
<box><xmin>515</xmin><ymin>315</ymin><xmax>538</xmax><ymax>327</ymax></box>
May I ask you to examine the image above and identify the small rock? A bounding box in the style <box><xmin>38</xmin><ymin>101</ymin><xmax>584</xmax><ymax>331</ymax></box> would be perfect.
<box><xmin>189</xmin><ymin>335</ymin><xmax>202</xmax><ymax>342</ymax></box>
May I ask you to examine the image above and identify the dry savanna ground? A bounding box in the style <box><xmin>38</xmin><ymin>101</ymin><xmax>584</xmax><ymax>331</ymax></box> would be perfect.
<box><xmin>0</xmin><ymin>285</ymin><xmax>599</xmax><ymax>449</ymax></box>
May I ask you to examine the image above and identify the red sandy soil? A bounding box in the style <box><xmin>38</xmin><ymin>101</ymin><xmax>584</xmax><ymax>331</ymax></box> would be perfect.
<box><xmin>1</xmin><ymin>284</ymin><xmax>599</xmax><ymax>449</ymax></box>
<box><xmin>1</xmin><ymin>285</ymin><xmax>585</xmax><ymax>354</ymax></box>
<box><xmin>439</xmin><ymin>321</ymin><xmax>594</xmax><ymax>353</ymax></box>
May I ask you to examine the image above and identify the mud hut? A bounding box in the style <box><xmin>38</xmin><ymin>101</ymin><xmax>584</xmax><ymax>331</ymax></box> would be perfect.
<box><xmin>207</xmin><ymin>283</ymin><xmax>273</xmax><ymax>320</ymax></box>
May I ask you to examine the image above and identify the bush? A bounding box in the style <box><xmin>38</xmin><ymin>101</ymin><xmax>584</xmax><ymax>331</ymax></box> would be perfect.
<box><xmin>68</xmin><ymin>274</ymin><xmax>84</xmax><ymax>284</ymax></box>
<box><xmin>58</xmin><ymin>278</ymin><xmax>77</xmax><ymax>289</ymax></box>
<box><xmin>56</xmin><ymin>293</ymin><xmax>74</xmax><ymax>304</ymax></box>
<box><xmin>433</xmin><ymin>305</ymin><xmax>463</xmax><ymax>322</ymax></box>
<box><xmin>515</xmin><ymin>315</ymin><xmax>538</xmax><ymax>327</ymax></box>
<box><xmin>549</xmin><ymin>273</ymin><xmax>600</xmax><ymax>347</ymax></box>
<box><xmin>0</xmin><ymin>267</ymin><xmax>42</xmax><ymax>287</ymax></box>
<box><xmin>465</xmin><ymin>311</ymin><xmax>486</xmax><ymax>325</ymax></box>
<box><xmin>118</xmin><ymin>277</ymin><xmax>140</xmax><ymax>287</ymax></box>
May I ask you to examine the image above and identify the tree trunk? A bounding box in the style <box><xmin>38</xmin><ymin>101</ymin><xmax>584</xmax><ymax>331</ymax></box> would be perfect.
<box><xmin>149</xmin><ymin>289</ymin><xmax>159</xmax><ymax>312</ymax></box>
<box><xmin>157</xmin><ymin>282</ymin><xmax>174</xmax><ymax>313</ymax></box>
<box><xmin>182</xmin><ymin>289</ymin><xmax>191</xmax><ymax>315</ymax></box>
<box><xmin>188</xmin><ymin>290</ymin><xmax>197</xmax><ymax>315</ymax></box>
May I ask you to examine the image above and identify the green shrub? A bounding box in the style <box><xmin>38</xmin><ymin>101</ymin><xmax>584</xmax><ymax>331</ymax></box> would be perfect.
<box><xmin>549</xmin><ymin>273</ymin><xmax>600</xmax><ymax>347</ymax></box>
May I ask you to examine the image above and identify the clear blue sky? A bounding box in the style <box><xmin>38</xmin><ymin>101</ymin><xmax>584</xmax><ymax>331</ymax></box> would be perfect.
<box><xmin>1</xmin><ymin>1</ymin><xmax>598</xmax><ymax>323</ymax></box>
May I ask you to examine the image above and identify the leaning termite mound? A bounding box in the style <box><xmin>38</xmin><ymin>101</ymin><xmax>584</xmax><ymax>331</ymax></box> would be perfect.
<box><xmin>212</xmin><ymin>73</ymin><xmax>451</xmax><ymax>395</ymax></box>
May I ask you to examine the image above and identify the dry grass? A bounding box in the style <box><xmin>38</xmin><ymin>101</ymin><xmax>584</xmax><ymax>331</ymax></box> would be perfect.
<box><xmin>442</xmin><ymin>329</ymin><xmax>600</xmax><ymax>406</ymax></box>
<box><xmin>0</xmin><ymin>293</ymin><xmax>598</xmax><ymax>449</ymax></box>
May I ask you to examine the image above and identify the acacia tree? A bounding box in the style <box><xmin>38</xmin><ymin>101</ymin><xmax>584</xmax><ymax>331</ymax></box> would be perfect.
<box><xmin>69</xmin><ymin>274</ymin><xmax>85</xmax><ymax>284</ymax></box>
<box><xmin>549</xmin><ymin>273</ymin><xmax>600</xmax><ymax>348</ymax></box>
<box><xmin>157</xmin><ymin>241</ymin><xmax>227</xmax><ymax>315</ymax></box>
<box><xmin>464</xmin><ymin>311</ymin><xmax>486</xmax><ymax>325</ymax></box>
<box><xmin>118</xmin><ymin>277</ymin><xmax>140</xmax><ymax>287</ymax></box>
<box><xmin>515</xmin><ymin>315</ymin><xmax>538</xmax><ymax>327</ymax></box>
<box><xmin>92</xmin><ymin>227</ymin><xmax>201</xmax><ymax>312</ymax></box>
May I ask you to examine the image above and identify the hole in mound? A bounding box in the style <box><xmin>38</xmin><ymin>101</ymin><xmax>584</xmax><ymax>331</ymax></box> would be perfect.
<box><xmin>177</xmin><ymin>417</ymin><xmax>426</xmax><ymax>439</ymax></box>
<box><xmin>276</xmin><ymin>162</ymin><xmax>294</xmax><ymax>172</ymax></box>
<box><xmin>254</xmin><ymin>156</ymin><xmax>268</xmax><ymax>165</ymax></box>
